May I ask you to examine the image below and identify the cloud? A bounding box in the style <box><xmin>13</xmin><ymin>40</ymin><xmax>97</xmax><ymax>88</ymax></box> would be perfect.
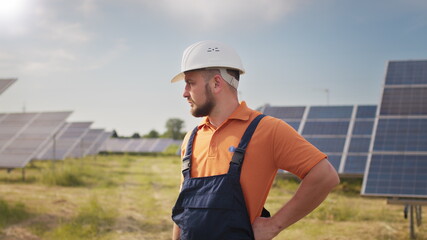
<box><xmin>78</xmin><ymin>0</ymin><xmax>99</xmax><ymax>15</ymax></box>
<box><xmin>45</xmin><ymin>22</ymin><xmax>93</xmax><ymax>44</ymax></box>
<box><xmin>0</xmin><ymin>0</ymin><xmax>130</xmax><ymax>79</ymax></box>
<box><xmin>15</xmin><ymin>40</ymin><xmax>129</xmax><ymax>75</ymax></box>
<box><xmin>86</xmin><ymin>39</ymin><xmax>130</xmax><ymax>70</ymax></box>
<box><xmin>134</xmin><ymin>0</ymin><xmax>300</xmax><ymax>31</ymax></box>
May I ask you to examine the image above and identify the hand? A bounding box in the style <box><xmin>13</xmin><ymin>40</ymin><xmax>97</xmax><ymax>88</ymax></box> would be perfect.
<box><xmin>252</xmin><ymin>217</ymin><xmax>281</xmax><ymax>240</ymax></box>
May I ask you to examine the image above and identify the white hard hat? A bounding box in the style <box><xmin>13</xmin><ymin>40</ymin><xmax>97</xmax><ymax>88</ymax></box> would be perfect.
<box><xmin>171</xmin><ymin>40</ymin><xmax>245</xmax><ymax>88</ymax></box>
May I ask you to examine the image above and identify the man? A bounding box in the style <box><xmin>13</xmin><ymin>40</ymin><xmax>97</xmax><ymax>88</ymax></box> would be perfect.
<box><xmin>170</xmin><ymin>40</ymin><xmax>340</xmax><ymax>240</ymax></box>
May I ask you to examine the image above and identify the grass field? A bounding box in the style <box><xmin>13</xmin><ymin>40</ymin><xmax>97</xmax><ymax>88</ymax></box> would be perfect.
<box><xmin>0</xmin><ymin>154</ymin><xmax>425</xmax><ymax>240</ymax></box>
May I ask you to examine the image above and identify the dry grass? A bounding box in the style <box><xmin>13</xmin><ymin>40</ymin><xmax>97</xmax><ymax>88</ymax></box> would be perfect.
<box><xmin>0</xmin><ymin>155</ymin><xmax>425</xmax><ymax>240</ymax></box>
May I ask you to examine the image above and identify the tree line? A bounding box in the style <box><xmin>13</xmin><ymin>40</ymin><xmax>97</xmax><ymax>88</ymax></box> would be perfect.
<box><xmin>111</xmin><ymin>118</ymin><xmax>186</xmax><ymax>140</ymax></box>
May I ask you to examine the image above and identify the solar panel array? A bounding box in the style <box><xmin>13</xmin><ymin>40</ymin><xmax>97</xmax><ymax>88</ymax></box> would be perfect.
<box><xmin>362</xmin><ymin>60</ymin><xmax>427</xmax><ymax>198</ymax></box>
<box><xmin>35</xmin><ymin>122</ymin><xmax>93</xmax><ymax>160</ymax></box>
<box><xmin>0</xmin><ymin>78</ymin><xmax>17</xmax><ymax>95</ymax></box>
<box><xmin>0</xmin><ymin>112</ymin><xmax>72</xmax><ymax>168</ymax></box>
<box><xmin>100</xmin><ymin>138</ymin><xmax>182</xmax><ymax>153</ymax></box>
<box><xmin>68</xmin><ymin>129</ymin><xmax>105</xmax><ymax>158</ymax></box>
<box><xmin>0</xmin><ymin>114</ymin><xmax>115</xmax><ymax>167</ymax></box>
<box><xmin>261</xmin><ymin>104</ymin><xmax>377</xmax><ymax>175</ymax></box>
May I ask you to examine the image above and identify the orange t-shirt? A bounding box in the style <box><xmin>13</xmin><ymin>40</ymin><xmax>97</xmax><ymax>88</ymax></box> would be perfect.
<box><xmin>180</xmin><ymin>101</ymin><xmax>327</xmax><ymax>223</ymax></box>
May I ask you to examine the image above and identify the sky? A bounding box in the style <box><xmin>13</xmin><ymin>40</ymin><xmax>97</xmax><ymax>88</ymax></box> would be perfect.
<box><xmin>0</xmin><ymin>0</ymin><xmax>426</xmax><ymax>136</ymax></box>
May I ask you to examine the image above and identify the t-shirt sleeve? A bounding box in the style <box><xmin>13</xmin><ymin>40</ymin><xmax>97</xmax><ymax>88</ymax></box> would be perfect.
<box><xmin>272</xmin><ymin>119</ymin><xmax>327</xmax><ymax>179</ymax></box>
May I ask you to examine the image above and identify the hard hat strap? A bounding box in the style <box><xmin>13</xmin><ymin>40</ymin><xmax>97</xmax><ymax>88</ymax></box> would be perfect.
<box><xmin>219</xmin><ymin>68</ymin><xmax>239</xmax><ymax>89</ymax></box>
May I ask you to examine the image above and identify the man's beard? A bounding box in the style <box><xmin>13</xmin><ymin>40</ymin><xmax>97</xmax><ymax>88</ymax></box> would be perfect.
<box><xmin>190</xmin><ymin>84</ymin><xmax>215</xmax><ymax>117</ymax></box>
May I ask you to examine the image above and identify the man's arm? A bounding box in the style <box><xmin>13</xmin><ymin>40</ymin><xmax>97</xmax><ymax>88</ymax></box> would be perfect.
<box><xmin>172</xmin><ymin>223</ymin><xmax>180</xmax><ymax>240</ymax></box>
<box><xmin>252</xmin><ymin>159</ymin><xmax>340</xmax><ymax>240</ymax></box>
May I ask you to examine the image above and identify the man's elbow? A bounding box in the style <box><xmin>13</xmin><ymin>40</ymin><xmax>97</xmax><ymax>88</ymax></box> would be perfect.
<box><xmin>314</xmin><ymin>159</ymin><xmax>340</xmax><ymax>190</ymax></box>
<box><xmin>305</xmin><ymin>159</ymin><xmax>340</xmax><ymax>191</ymax></box>
<box><xmin>325</xmin><ymin>161</ymin><xmax>340</xmax><ymax>189</ymax></box>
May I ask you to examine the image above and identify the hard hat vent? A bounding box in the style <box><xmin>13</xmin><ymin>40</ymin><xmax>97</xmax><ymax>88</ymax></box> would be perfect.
<box><xmin>207</xmin><ymin>47</ymin><xmax>220</xmax><ymax>52</ymax></box>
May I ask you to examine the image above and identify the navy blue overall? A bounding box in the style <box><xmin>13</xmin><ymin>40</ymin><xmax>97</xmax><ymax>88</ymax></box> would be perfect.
<box><xmin>172</xmin><ymin>114</ymin><xmax>266</xmax><ymax>240</ymax></box>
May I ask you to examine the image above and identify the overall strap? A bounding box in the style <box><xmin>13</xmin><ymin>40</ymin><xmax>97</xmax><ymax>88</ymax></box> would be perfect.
<box><xmin>181</xmin><ymin>126</ymin><xmax>198</xmax><ymax>179</ymax></box>
<box><xmin>230</xmin><ymin>114</ymin><xmax>266</xmax><ymax>167</ymax></box>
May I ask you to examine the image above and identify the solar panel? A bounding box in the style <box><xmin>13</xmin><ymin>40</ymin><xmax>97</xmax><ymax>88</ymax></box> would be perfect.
<box><xmin>67</xmin><ymin>129</ymin><xmax>104</xmax><ymax>158</ymax></box>
<box><xmin>285</xmin><ymin>121</ymin><xmax>300</xmax><ymax>131</ymax></box>
<box><xmin>302</xmin><ymin>121</ymin><xmax>350</xmax><ymax>135</ymax></box>
<box><xmin>262</xmin><ymin>106</ymin><xmax>306</xmax><ymax>119</ymax></box>
<box><xmin>138</xmin><ymin>138</ymin><xmax>159</xmax><ymax>152</ymax></box>
<box><xmin>150</xmin><ymin>139</ymin><xmax>173</xmax><ymax>152</ymax></box>
<box><xmin>99</xmin><ymin>137</ymin><xmax>182</xmax><ymax>153</ymax></box>
<box><xmin>374</xmin><ymin>119</ymin><xmax>427</xmax><ymax>152</ymax></box>
<box><xmin>364</xmin><ymin>155</ymin><xmax>427</xmax><ymax>196</ymax></box>
<box><xmin>261</xmin><ymin>104</ymin><xmax>377</xmax><ymax>175</ymax></box>
<box><xmin>352</xmin><ymin>120</ymin><xmax>374</xmax><ymax>135</ymax></box>
<box><xmin>0</xmin><ymin>112</ymin><xmax>72</xmax><ymax>168</ymax></box>
<box><xmin>307</xmin><ymin>106</ymin><xmax>353</xmax><ymax>119</ymax></box>
<box><xmin>327</xmin><ymin>155</ymin><xmax>342</xmax><ymax>171</ymax></box>
<box><xmin>35</xmin><ymin>122</ymin><xmax>92</xmax><ymax>160</ymax></box>
<box><xmin>87</xmin><ymin>131</ymin><xmax>112</xmax><ymax>155</ymax></box>
<box><xmin>100</xmin><ymin>138</ymin><xmax>129</xmax><ymax>152</ymax></box>
<box><xmin>356</xmin><ymin>105</ymin><xmax>377</xmax><ymax>118</ymax></box>
<box><xmin>380</xmin><ymin>88</ymin><xmax>427</xmax><ymax>115</ymax></box>
<box><xmin>0</xmin><ymin>78</ymin><xmax>17</xmax><ymax>95</ymax></box>
<box><xmin>362</xmin><ymin>60</ymin><xmax>427</xmax><ymax>198</ymax></box>
<box><xmin>0</xmin><ymin>113</ymin><xmax>39</xmax><ymax>152</ymax></box>
<box><xmin>34</xmin><ymin>122</ymin><xmax>72</xmax><ymax>160</ymax></box>
<box><xmin>348</xmin><ymin>137</ymin><xmax>371</xmax><ymax>153</ymax></box>
<box><xmin>122</xmin><ymin>139</ymin><xmax>145</xmax><ymax>152</ymax></box>
<box><xmin>385</xmin><ymin>60</ymin><xmax>427</xmax><ymax>85</ymax></box>
<box><xmin>0</xmin><ymin>113</ymin><xmax>7</xmax><ymax>121</ymax></box>
<box><xmin>304</xmin><ymin>137</ymin><xmax>347</xmax><ymax>153</ymax></box>
<box><xmin>344</xmin><ymin>155</ymin><xmax>368</xmax><ymax>174</ymax></box>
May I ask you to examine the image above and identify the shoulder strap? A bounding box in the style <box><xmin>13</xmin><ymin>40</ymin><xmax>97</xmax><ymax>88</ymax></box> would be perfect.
<box><xmin>181</xmin><ymin>126</ymin><xmax>198</xmax><ymax>179</ymax></box>
<box><xmin>231</xmin><ymin>114</ymin><xmax>266</xmax><ymax>166</ymax></box>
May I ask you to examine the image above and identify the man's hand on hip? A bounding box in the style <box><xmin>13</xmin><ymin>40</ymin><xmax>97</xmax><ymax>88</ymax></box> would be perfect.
<box><xmin>252</xmin><ymin>216</ymin><xmax>281</xmax><ymax>240</ymax></box>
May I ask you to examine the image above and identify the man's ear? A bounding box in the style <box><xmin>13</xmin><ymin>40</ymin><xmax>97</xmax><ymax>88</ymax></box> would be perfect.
<box><xmin>211</xmin><ymin>75</ymin><xmax>222</xmax><ymax>93</ymax></box>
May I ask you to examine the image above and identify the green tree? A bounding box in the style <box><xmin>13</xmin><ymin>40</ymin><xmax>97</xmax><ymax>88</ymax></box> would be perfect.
<box><xmin>111</xmin><ymin>130</ymin><xmax>119</xmax><ymax>138</ymax></box>
<box><xmin>131</xmin><ymin>132</ymin><xmax>141</xmax><ymax>138</ymax></box>
<box><xmin>163</xmin><ymin>118</ymin><xmax>185</xmax><ymax>140</ymax></box>
<box><xmin>144</xmin><ymin>129</ymin><xmax>160</xmax><ymax>138</ymax></box>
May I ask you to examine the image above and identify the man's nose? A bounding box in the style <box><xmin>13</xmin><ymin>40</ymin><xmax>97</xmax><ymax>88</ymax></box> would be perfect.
<box><xmin>183</xmin><ymin>88</ymin><xmax>190</xmax><ymax>98</ymax></box>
